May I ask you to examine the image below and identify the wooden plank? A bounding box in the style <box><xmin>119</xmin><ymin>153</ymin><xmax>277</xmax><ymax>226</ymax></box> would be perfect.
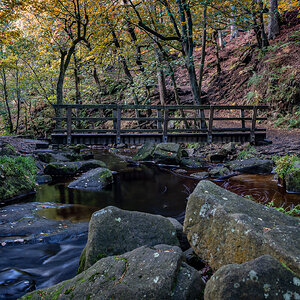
<box><xmin>66</xmin><ymin>107</ymin><xmax>72</xmax><ymax>145</ymax></box>
<box><xmin>53</xmin><ymin>104</ymin><xmax>269</xmax><ymax>110</ymax></box>
<box><xmin>121</xmin><ymin>129</ymin><xmax>163</xmax><ymax>133</ymax></box>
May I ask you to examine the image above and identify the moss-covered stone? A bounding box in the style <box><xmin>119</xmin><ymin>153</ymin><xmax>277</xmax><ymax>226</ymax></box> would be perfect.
<box><xmin>68</xmin><ymin>168</ymin><xmax>113</xmax><ymax>191</ymax></box>
<box><xmin>153</xmin><ymin>143</ymin><xmax>182</xmax><ymax>164</ymax></box>
<box><xmin>44</xmin><ymin>160</ymin><xmax>106</xmax><ymax>176</ymax></box>
<box><xmin>132</xmin><ymin>142</ymin><xmax>155</xmax><ymax>161</ymax></box>
<box><xmin>184</xmin><ymin>180</ymin><xmax>300</xmax><ymax>276</ymax></box>
<box><xmin>0</xmin><ymin>156</ymin><xmax>37</xmax><ymax>201</ymax></box>
<box><xmin>22</xmin><ymin>245</ymin><xmax>203</xmax><ymax>300</ymax></box>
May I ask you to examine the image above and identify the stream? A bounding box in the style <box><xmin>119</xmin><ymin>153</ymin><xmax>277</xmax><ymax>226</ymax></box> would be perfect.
<box><xmin>1</xmin><ymin>149</ymin><xmax>300</xmax><ymax>299</ymax></box>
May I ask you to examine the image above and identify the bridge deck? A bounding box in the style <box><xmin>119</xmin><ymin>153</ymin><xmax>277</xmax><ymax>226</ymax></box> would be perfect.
<box><xmin>51</xmin><ymin>104</ymin><xmax>268</xmax><ymax>145</ymax></box>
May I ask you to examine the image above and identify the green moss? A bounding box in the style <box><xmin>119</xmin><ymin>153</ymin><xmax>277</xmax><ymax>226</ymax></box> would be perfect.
<box><xmin>97</xmin><ymin>252</ymin><xmax>107</xmax><ymax>260</ymax></box>
<box><xmin>0</xmin><ymin>155</ymin><xmax>37</xmax><ymax>201</ymax></box>
<box><xmin>237</xmin><ymin>146</ymin><xmax>257</xmax><ymax>160</ymax></box>
<box><xmin>77</xmin><ymin>247</ymin><xmax>87</xmax><ymax>274</ymax></box>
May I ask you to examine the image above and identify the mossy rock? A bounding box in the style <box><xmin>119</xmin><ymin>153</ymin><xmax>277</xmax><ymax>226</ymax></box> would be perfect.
<box><xmin>44</xmin><ymin>160</ymin><xmax>106</xmax><ymax>176</ymax></box>
<box><xmin>68</xmin><ymin>168</ymin><xmax>113</xmax><ymax>191</ymax></box>
<box><xmin>132</xmin><ymin>142</ymin><xmax>155</xmax><ymax>161</ymax></box>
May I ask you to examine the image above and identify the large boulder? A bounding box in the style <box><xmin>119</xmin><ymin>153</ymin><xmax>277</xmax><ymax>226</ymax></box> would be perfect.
<box><xmin>132</xmin><ymin>142</ymin><xmax>155</xmax><ymax>161</ymax></box>
<box><xmin>153</xmin><ymin>143</ymin><xmax>182</xmax><ymax>164</ymax></box>
<box><xmin>183</xmin><ymin>180</ymin><xmax>300</xmax><ymax>276</ymax></box>
<box><xmin>226</xmin><ymin>158</ymin><xmax>273</xmax><ymax>174</ymax></box>
<box><xmin>68</xmin><ymin>168</ymin><xmax>113</xmax><ymax>191</ymax></box>
<box><xmin>44</xmin><ymin>160</ymin><xmax>106</xmax><ymax>176</ymax></box>
<box><xmin>204</xmin><ymin>255</ymin><xmax>300</xmax><ymax>300</ymax></box>
<box><xmin>22</xmin><ymin>245</ymin><xmax>204</xmax><ymax>300</ymax></box>
<box><xmin>79</xmin><ymin>206</ymin><xmax>181</xmax><ymax>272</ymax></box>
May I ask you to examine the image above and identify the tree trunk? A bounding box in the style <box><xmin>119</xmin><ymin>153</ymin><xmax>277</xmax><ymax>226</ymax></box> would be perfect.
<box><xmin>218</xmin><ymin>31</ymin><xmax>224</xmax><ymax>49</ymax></box>
<box><xmin>1</xmin><ymin>69</ymin><xmax>13</xmax><ymax>133</ymax></box>
<box><xmin>73</xmin><ymin>52</ymin><xmax>81</xmax><ymax>105</ymax></box>
<box><xmin>198</xmin><ymin>3</ymin><xmax>207</xmax><ymax>99</ymax></box>
<box><xmin>15</xmin><ymin>67</ymin><xmax>21</xmax><ymax>133</ymax></box>
<box><xmin>268</xmin><ymin>0</ymin><xmax>279</xmax><ymax>40</ymax></box>
<box><xmin>214</xmin><ymin>31</ymin><xmax>221</xmax><ymax>76</ymax></box>
<box><xmin>230</xmin><ymin>5</ymin><xmax>239</xmax><ymax>40</ymax></box>
<box><xmin>259</xmin><ymin>0</ymin><xmax>269</xmax><ymax>47</ymax></box>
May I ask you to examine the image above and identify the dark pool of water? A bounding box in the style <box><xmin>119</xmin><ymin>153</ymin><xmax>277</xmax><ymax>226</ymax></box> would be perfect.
<box><xmin>1</xmin><ymin>150</ymin><xmax>300</xmax><ymax>299</ymax></box>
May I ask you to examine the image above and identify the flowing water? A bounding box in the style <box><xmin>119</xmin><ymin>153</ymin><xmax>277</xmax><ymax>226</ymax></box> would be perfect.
<box><xmin>1</xmin><ymin>150</ymin><xmax>299</xmax><ymax>299</ymax></box>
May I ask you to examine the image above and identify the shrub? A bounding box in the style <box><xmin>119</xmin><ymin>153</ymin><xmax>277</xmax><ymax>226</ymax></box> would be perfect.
<box><xmin>0</xmin><ymin>155</ymin><xmax>37</xmax><ymax>200</ymax></box>
<box><xmin>273</xmin><ymin>154</ymin><xmax>299</xmax><ymax>180</ymax></box>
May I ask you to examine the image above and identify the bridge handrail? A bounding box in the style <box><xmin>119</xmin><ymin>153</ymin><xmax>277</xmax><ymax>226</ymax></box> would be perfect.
<box><xmin>53</xmin><ymin>104</ymin><xmax>268</xmax><ymax>144</ymax></box>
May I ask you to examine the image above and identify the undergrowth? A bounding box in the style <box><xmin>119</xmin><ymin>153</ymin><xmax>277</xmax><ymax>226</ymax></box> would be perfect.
<box><xmin>273</xmin><ymin>154</ymin><xmax>299</xmax><ymax>179</ymax></box>
<box><xmin>267</xmin><ymin>201</ymin><xmax>300</xmax><ymax>218</ymax></box>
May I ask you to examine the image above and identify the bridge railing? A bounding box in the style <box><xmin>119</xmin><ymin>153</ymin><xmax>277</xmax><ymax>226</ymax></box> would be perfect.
<box><xmin>53</xmin><ymin>104</ymin><xmax>268</xmax><ymax>144</ymax></box>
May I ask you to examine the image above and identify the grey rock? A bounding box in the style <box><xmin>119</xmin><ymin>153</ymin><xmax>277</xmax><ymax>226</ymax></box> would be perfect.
<box><xmin>183</xmin><ymin>180</ymin><xmax>300</xmax><ymax>276</ymax></box>
<box><xmin>180</xmin><ymin>158</ymin><xmax>208</xmax><ymax>169</ymax></box>
<box><xmin>36</xmin><ymin>175</ymin><xmax>52</xmax><ymax>185</ymax></box>
<box><xmin>132</xmin><ymin>142</ymin><xmax>155</xmax><ymax>161</ymax></box>
<box><xmin>23</xmin><ymin>245</ymin><xmax>204</xmax><ymax>300</ymax></box>
<box><xmin>68</xmin><ymin>168</ymin><xmax>113</xmax><ymax>191</ymax></box>
<box><xmin>204</xmin><ymin>255</ymin><xmax>300</xmax><ymax>300</ymax></box>
<box><xmin>226</xmin><ymin>158</ymin><xmax>273</xmax><ymax>174</ymax></box>
<box><xmin>190</xmin><ymin>172</ymin><xmax>209</xmax><ymax>180</ymax></box>
<box><xmin>79</xmin><ymin>206</ymin><xmax>181</xmax><ymax>272</ymax></box>
<box><xmin>208</xmin><ymin>166</ymin><xmax>231</xmax><ymax>178</ymax></box>
<box><xmin>153</xmin><ymin>143</ymin><xmax>182</xmax><ymax>164</ymax></box>
<box><xmin>44</xmin><ymin>160</ymin><xmax>106</xmax><ymax>176</ymax></box>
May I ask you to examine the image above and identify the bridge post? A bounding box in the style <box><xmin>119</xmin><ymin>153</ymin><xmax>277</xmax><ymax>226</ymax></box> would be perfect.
<box><xmin>67</xmin><ymin>107</ymin><xmax>72</xmax><ymax>145</ymax></box>
<box><xmin>241</xmin><ymin>108</ymin><xmax>245</xmax><ymax>129</ymax></box>
<box><xmin>251</xmin><ymin>106</ymin><xmax>258</xmax><ymax>144</ymax></box>
<box><xmin>163</xmin><ymin>108</ymin><xmax>168</xmax><ymax>143</ymax></box>
<box><xmin>116</xmin><ymin>106</ymin><xmax>121</xmax><ymax>144</ymax></box>
<box><xmin>207</xmin><ymin>106</ymin><xmax>214</xmax><ymax>143</ymax></box>
<box><xmin>157</xmin><ymin>109</ymin><xmax>162</xmax><ymax>131</ymax></box>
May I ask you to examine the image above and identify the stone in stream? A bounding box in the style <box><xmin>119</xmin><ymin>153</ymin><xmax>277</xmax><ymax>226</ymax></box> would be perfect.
<box><xmin>132</xmin><ymin>142</ymin><xmax>156</xmax><ymax>161</ymax></box>
<box><xmin>22</xmin><ymin>245</ymin><xmax>204</xmax><ymax>300</ymax></box>
<box><xmin>180</xmin><ymin>157</ymin><xmax>208</xmax><ymax>169</ymax></box>
<box><xmin>204</xmin><ymin>255</ymin><xmax>300</xmax><ymax>300</ymax></box>
<box><xmin>68</xmin><ymin>168</ymin><xmax>113</xmax><ymax>191</ymax></box>
<box><xmin>183</xmin><ymin>180</ymin><xmax>300</xmax><ymax>276</ymax></box>
<box><xmin>78</xmin><ymin>206</ymin><xmax>181</xmax><ymax>272</ymax></box>
<box><xmin>208</xmin><ymin>166</ymin><xmax>232</xmax><ymax>179</ymax></box>
<box><xmin>226</xmin><ymin>158</ymin><xmax>273</xmax><ymax>174</ymax></box>
<box><xmin>190</xmin><ymin>172</ymin><xmax>209</xmax><ymax>180</ymax></box>
<box><xmin>44</xmin><ymin>160</ymin><xmax>106</xmax><ymax>176</ymax></box>
<box><xmin>153</xmin><ymin>143</ymin><xmax>182</xmax><ymax>164</ymax></box>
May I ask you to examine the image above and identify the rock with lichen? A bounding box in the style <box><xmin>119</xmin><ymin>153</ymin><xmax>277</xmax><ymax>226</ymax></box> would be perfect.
<box><xmin>22</xmin><ymin>245</ymin><xmax>204</xmax><ymax>300</ymax></box>
<box><xmin>44</xmin><ymin>160</ymin><xmax>106</xmax><ymax>176</ymax></box>
<box><xmin>183</xmin><ymin>180</ymin><xmax>300</xmax><ymax>276</ymax></box>
<box><xmin>204</xmin><ymin>255</ymin><xmax>300</xmax><ymax>300</ymax></box>
<box><xmin>68</xmin><ymin>168</ymin><xmax>113</xmax><ymax>191</ymax></box>
<box><xmin>153</xmin><ymin>143</ymin><xmax>182</xmax><ymax>164</ymax></box>
<box><xmin>78</xmin><ymin>206</ymin><xmax>181</xmax><ymax>272</ymax></box>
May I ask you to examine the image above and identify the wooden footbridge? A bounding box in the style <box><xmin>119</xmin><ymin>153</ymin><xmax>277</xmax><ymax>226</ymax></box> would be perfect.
<box><xmin>51</xmin><ymin>104</ymin><xmax>268</xmax><ymax>145</ymax></box>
